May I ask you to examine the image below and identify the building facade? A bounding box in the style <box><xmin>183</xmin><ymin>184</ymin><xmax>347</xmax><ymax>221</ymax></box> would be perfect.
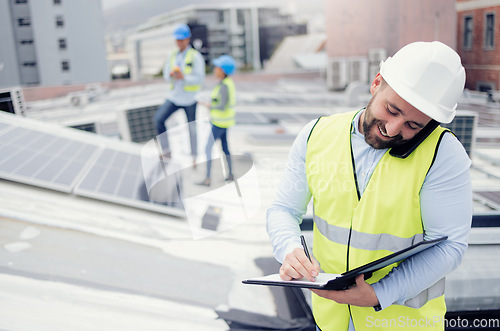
<box><xmin>127</xmin><ymin>4</ymin><xmax>305</xmax><ymax>81</ymax></box>
<box><xmin>0</xmin><ymin>0</ymin><xmax>109</xmax><ymax>88</ymax></box>
<box><xmin>457</xmin><ymin>0</ymin><xmax>500</xmax><ymax>91</ymax></box>
<box><xmin>323</xmin><ymin>0</ymin><xmax>457</xmax><ymax>89</ymax></box>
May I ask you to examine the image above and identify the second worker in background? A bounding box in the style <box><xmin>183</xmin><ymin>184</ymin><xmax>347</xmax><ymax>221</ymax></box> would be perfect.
<box><xmin>198</xmin><ymin>55</ymin><xmax>237</xmax><ymax>186</ymax></box>
<box><xmin>154</xmin><ymin>24</ymin><xmax>206</xmax><ymax>167</ymax></box>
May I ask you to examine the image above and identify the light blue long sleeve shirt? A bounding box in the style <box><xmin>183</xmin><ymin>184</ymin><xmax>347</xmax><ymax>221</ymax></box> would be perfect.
<box><xmin>163</xmin><ymin>46</ymin><xmax>206</xmax><ymax>106</ymax></box>
<box><xmin>266</xmin><ymin>110</ymin><xmax>472</xmax><ymax>312</ymax></box>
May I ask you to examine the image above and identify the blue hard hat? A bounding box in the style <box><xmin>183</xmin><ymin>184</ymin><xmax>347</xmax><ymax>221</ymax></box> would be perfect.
<box><xmin>173</xmin><ymin>24</ymin><xmax>191</xmax><ymax>40</ymax></box>
<box><xmin>212</xmin><ymin>55</ymin><xmax>236</xmax><ymax>75</ymax></box>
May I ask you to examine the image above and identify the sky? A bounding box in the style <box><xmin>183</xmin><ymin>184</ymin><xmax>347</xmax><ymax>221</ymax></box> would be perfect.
<box><xmin>101</xmin><ymin>0</ymin><xmax>130</xmax><ymax>10</ymax></box>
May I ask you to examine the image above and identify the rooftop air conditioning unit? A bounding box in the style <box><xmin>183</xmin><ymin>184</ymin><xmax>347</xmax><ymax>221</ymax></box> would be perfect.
<box><xmin>0</xmin><ymin>87</ymin><xmax>26</xmax><ymax>116</ymax></box>
<box><xmin>348</xmin><ymin>57</ymin><xmax>369</xmax><ymax>83</ymax></box>
<box><xmin>327</xmin><ymin>58</ymin><xmax>348</xmax><ymax>90</ymax></box>
<box><xmin>368</xmin><ymin>48</ymin><xmax>387</xmax><ymax>64</ymax></box>
<box><xmin>369</xmin><ymin>63</ymin><xmax>381</xmax><ymax>81</ymax></box>
<box><xmin>68</xmin><ymin>93</ymin><xmax>89</xmax><ymax>107</ymax></box>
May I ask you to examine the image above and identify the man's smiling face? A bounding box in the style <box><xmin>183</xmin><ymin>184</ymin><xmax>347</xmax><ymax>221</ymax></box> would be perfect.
<box><xmin>360</xmin><ymin>74</ymin><xmax>432</xmax><ymax>150</ymax></box>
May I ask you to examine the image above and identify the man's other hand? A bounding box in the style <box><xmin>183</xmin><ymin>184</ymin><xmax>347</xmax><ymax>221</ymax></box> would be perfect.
<box><xmin>310</xmin><ymin>274</ymin><xmax>380</xmax><ymax>307</ymax></box>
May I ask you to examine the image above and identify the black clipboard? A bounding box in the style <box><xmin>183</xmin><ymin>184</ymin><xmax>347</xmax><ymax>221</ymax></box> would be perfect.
<box><xmin>243</xmin><ymin>236</ymin><xmax>447</xmax><ymax>290</ymax></box>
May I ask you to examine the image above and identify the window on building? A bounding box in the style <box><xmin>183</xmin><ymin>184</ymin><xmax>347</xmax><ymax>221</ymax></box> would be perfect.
<box><xmin>463</xmin><ymin>16</ymin><xmax>473</xmax><ymax>49</ymax></box>
<box><xmin>61</xmin><ymin>60</ymin><xmax>70</xmax><ymax>72</ymax></box>
<box><xmin>22</xmin><ymin>61</ymin><xmax>37</xmax><ymax>67</ymax></box>
<box><xmin>55</xmin><ymin>16</ymin><xmax>64</xmax><ymax>28</ymax></box>
<box><xmin>237</xmin><ymin>10</ymin><xmax>245</xmax><ymax>26</ymax></box>
<box><xmin>15</xmin><ymin>0</ymin><xmax>28</xmax><ymax>4</ymax></box>
<box><xmin>20</xmin><ymin>39</ymin><xmax>34</xmax><ymax>45</ymax></box>
<box><xmin>58</xmin><ymin>38</ymin><xmax>67</xmax><ymax>50</ymax></box>
<box><xmin>485</xmin><ymin>13</ymin><xmax>495</xmax><ymax>49</ymax></box>
<box><xmin>477</xmin><ymin>81</ymin><xmax>495</xmax><ymax>92</ymax></box>
<box><xmin>17</xmin><ymin>17</ymin><xmax>31</xmax><ymax>26</ymax></box>
<box><xmin>53</xmin><ymin>0</ymin><xmax>62</xmax><ymax>5</ymax></box>
<box><xmin>218</xmin><ymin>11</ymin><xmax>224</xmax><ymax>24</ymax></box>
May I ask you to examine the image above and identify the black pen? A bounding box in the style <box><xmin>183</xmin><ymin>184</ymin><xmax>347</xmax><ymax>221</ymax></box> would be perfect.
<box><xmin>300</xmin><ymin>234</ymin><xmax>312</xmax><ymax>263</ymax></box>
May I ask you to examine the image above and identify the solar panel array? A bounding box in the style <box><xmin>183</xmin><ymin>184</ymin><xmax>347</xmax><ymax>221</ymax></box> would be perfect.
<box><xmin>0</xmin><ymin>114</ymin><xmax>184</xmax><ymax>216</ymax></box>
<box><xmin>442</xmin><ymin>111</ymin><xmax>478</xmax><ymax>157</ymax></box>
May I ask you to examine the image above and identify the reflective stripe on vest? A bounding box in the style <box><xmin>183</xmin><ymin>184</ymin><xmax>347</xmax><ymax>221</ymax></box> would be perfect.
<box><xmin>306</xmin><ymin>111</ymin><xmax>448</xmax><ymax>330</ymax></box>
<box><xmin>210</xmin><ymin>77</ymin><xmax>236</xmax><ymax>128</ymax></box>
<box><xmin>170</xmin><ymin>48</ymin><xmax>201</xmax><ymax>92</ymax></box>
<box><xmin>313</xmin><ymin>214</ymin><xmax>424</xmax><ymax>253</ymax></box>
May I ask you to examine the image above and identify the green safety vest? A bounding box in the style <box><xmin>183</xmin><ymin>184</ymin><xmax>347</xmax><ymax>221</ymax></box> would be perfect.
<box><xmin>210</xmin><ymin>77</ymin><xmax>236</xmax><ymax>128</ymax></box>
<box><xmin>169</xmin><ymin>48</ymin><xmax>201</xmax><ymax>92</ymax></box>
<box><xmin>306</xmin><ymin>111</ymin><xmax>448</xmax><ymax>330</ymax></box>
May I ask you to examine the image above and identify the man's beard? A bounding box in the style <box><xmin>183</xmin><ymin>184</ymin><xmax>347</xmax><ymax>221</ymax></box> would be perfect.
<box><xmin>362</xmin><ymin>103</ymin><xmax>407</xmax><ymax>150</ymax></box>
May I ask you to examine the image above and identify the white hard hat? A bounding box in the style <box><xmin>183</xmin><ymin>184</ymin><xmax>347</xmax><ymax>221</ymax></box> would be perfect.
<box><xmin>380</xmin><ymin>41</ymin><xmax>466</xmax><ymax>123</ymax></box>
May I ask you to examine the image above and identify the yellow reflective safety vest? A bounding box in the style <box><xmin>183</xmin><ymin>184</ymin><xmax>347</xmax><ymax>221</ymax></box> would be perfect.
<box><xmin>169</xmin><ymin>48</ymin><xmax>201</xmax><ymax>92</ymax></box>
<box><xmin>306</xmin><ymin>111</ymin><xmax>448</xmax><ymax>331</ymax></box>
<box><xmin>210</xmin><ymin>77</ymin><xmax>236</xmax><ymax>128</ymax></box>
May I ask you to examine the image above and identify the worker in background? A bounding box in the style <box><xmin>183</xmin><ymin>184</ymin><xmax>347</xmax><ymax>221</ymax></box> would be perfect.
<box><xmin>198</xmin><ymin>55</ymin><xmax>236</xmax><ymax>186</ymax></box>
<box><xmin>154</xmin><ymin>24</ymin><xmax>205</xmax><ymax>167</ymax></box>
<box><xmin>267</xmin><ymin>41</ymin><xmax>472</xmax><ymax>330</ymax></box>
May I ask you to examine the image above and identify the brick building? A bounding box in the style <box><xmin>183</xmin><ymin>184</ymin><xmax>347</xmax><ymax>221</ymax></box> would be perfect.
<box><xmin>324</xmin><ymin>0</ymin><xmax>457</xmax><ymax>90</ymax></box>
<box><xmin>457</xmin><ymin>0</ymin><xmax>500</xmax><ymax>91</ymax></box>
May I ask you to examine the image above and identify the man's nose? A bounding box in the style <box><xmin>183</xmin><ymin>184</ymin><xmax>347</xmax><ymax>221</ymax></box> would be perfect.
<box><xmin>384</xmin><ymin>118</ymin><xmax>405</xmax><ymax>137</ymax></box>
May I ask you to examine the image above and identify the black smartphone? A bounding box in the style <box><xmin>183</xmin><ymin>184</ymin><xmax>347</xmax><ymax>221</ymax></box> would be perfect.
<box><xmin>389</xmin><ymin>119</ymin><xmax>440</xmax><ymax>158</ymax></box>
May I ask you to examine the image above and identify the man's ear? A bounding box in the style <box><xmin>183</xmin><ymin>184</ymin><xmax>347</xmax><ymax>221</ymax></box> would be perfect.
<box><xmin>370</xmin><ymin>73</ymin><xmax>383</xmax><ymax>95</ymax></box>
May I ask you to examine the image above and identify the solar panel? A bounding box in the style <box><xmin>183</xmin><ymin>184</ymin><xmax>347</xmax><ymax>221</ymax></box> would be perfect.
<box><xmin>0</xmin><ymin>114</ymin><xmax>185</xmax><ymax>216</ymax></box>
<box><xmin>0</xmin><ymin>126</ymin><xmax>98</xmax><ymax>192</ymax></box>
<box><xmin>119</xmin><ymin>104</ymin><xmax>159</xmax><ymax>143</ymax></box>
<box><xmin>73</xmin><ymin>148</ymin><xmax>184</xmax><ymax>216</ymax></box>
<box><xmin>442</xmin><ymin>110</ymin><xmax>478</xmax><ymax>157</ymax></box>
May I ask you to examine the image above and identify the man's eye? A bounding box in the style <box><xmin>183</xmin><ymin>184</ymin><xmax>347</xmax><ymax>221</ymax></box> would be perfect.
<box><xmin>387</xmin><ymin>108</ymin><xmax>396</xmax><ymax>116</ymax></box>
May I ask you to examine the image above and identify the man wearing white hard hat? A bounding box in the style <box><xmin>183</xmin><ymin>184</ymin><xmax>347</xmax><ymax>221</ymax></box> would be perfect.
<box><xmin>154</xmin><ymin>24</ymin><xmax>206</xmax><ymax>166</ymax></box>
<box><xmin>267</xmin><ymin>41</ymin><xmax>471</xmax><ymax>330</ymax></box>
